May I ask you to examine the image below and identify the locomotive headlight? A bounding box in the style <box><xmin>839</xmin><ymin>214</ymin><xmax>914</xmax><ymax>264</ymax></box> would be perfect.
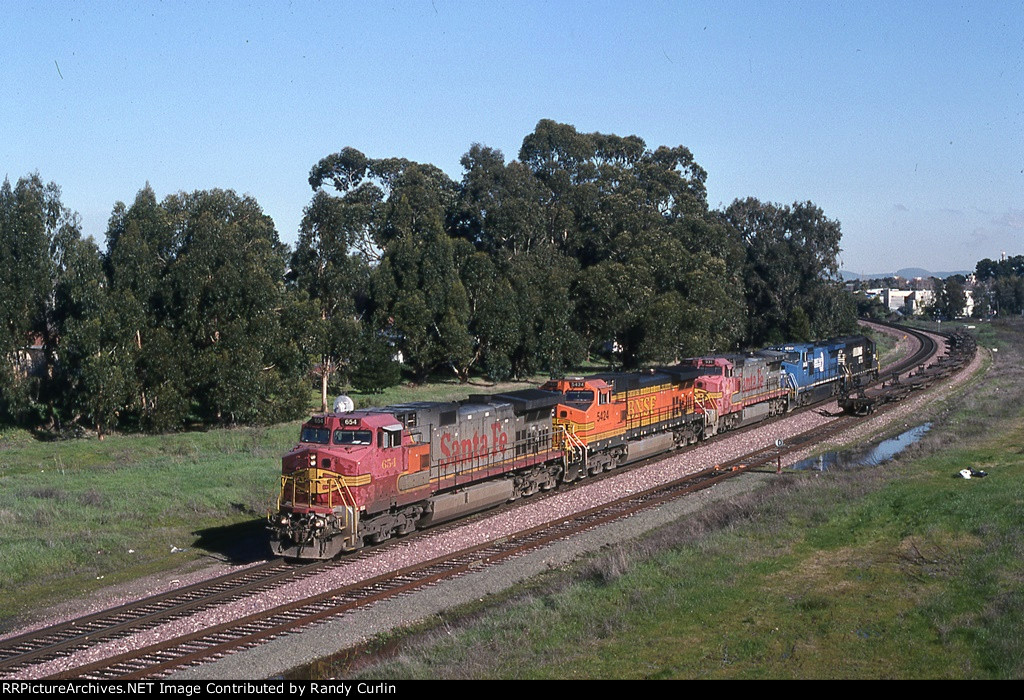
<box><xmin>308</xmin><ymin>452</ymin><xmax>316</xmax><ymax>466</ymax></box>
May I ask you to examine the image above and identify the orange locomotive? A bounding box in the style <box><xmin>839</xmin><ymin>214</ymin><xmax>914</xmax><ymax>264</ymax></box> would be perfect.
<box><xmin>540</xmin><ymin>366</ymin><xmax>703</xmax><ymax>475</ymax></box>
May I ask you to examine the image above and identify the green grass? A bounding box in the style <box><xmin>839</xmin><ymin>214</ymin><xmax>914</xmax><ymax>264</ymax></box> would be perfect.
<box><xmin>867</xmin><ymin>327</ymin><xmax>900</xmax><ymax>367</ymax></box>
<box><xmin>322</xmin><ymin>320</ymin><xmax>1024</xmax><ymax>680</ymax></box>
<box><xmin>0</xmin><ymin>424</ymin><xmax>294</xmax><ymax>628</ymax></box>
<box><xmin>350</xmin><ymin>446</ymin><xmax>1024</xmax><ymax>679</ymax></box>
<box><xmin>0</xmin><ymin>376</ymin><xmax>549</xmax><ymax>632</ymax></box>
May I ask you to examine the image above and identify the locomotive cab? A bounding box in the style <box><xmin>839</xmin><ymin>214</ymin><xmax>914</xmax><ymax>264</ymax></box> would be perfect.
<box><xmin>271</xmin><ymin>412</ymin><xmax>425</xmax><ymax>559</ymax></box>
<box><xmin>541</xmin><ymin>378</ymin><xmax>616</xmax><ymax>450</ymax></box>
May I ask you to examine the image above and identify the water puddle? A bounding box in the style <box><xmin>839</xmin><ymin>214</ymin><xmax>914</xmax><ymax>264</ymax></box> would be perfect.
<box><xmin>792</xmin><ymin>423</ymin><xmax>932</xmax><ymax>472</ymax></box>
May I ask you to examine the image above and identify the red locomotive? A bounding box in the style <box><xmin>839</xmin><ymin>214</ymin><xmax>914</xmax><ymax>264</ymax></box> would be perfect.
<box><xmin>680</xmin><ymin>353</ymin><xmax>790</xmax><ymax>437</ymax></box>
<box><xmin>270</xmin><ymin>389</ymin><xmax>566</xmax><ymax>558</ymax></box>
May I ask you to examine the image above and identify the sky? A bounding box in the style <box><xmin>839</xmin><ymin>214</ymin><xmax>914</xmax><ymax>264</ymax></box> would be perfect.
<box><xmin>2</xmin><ymin>0</ymin><xmax>1022</xmax><ymax>275</ymax></box>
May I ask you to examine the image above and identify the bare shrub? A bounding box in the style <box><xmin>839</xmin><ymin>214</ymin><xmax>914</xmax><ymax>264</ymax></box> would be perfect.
<box><xmin>29</xmin><ymin>486</ymin><xmax>69</xmax><ymax>503</ymax></box>
<box><xmin>583</xmin><ymin>544</ymin><xmax>636</xmax><ymax>585</ymax></box>
<box><xmin>77</xmin><ymin>489</ymin><xmax>106</xmax><ymax>508</ymax></box>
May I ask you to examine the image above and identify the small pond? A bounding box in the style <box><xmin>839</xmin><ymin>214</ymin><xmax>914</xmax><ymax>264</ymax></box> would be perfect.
<box><xmin>792</xmin><ymin>423</ymin><xmax>932</xmax><ymax>472</ymax></box>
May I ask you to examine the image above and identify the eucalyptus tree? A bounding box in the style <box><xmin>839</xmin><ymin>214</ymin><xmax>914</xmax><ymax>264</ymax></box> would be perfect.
<box><xmin>454</xmin><ymin>142</ymin><xmax>584</xmax><ymax>376</ymax></box>
<box><xmin>158</xmin><ymin>189</ymin><xmax>306</xmax><ymax>424</ymax></box>
<box><xmin>516</xmin><ymin>120</ymin><xmax>743</xmax><ymax>366</ymax></box>
<box><xmin>105</xmin><ymin>187</ymin><xmax>307</xmax><ymax>428</ymax></box>
<box><xmin>726</xmin><ymin>198</ymin><xmax>855</xmax><ymax>346</ymax></box>
<box><xmin>0</xmin><ymin>174</ymin><xmax>80</xmax><ymax>425</ymax></box>
<box><xmin>104</xmin><ymin>185</ymin><xmax>178</xmax><ymax>429</ymax></box>
<box><xmin>309</xmin><ymin>150</ymin><xmax>471</xmax><ymax>381</ymax></box>
<box><xmin>50</xmin><ymin>235</ymin><xmax>132</xmax><ymax>438</ymax></box>
<box><xmin>291</xmin><ymin>189</ymin><xmax>375</xmax><ymax>410</ymax></box>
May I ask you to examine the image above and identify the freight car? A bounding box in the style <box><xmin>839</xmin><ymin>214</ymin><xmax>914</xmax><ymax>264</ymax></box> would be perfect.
<box><xmin>270</xmin><ymin>335</ymin><xmax>877</xmax><ymax>559</ymax></box>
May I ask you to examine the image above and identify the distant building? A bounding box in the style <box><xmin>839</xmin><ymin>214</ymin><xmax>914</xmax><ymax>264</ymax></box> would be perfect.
<box><xmin>880</xmin><ymin>289</ymin><xmax>914</xmax><ymax>313</ymax></box>
<box><xmin>870</xmin><ymin>286</ymin><xmax>975</xmax><ymax>317</ymax></box>
<box><xmin>905</xmin><ymin>289</ymin><xmax>934</xmax><ymax>315</ymax></box>
<box><xmin>10</xmin><ymin>333</ymin><xmax>46</xmax><ymax>380</ymax></box>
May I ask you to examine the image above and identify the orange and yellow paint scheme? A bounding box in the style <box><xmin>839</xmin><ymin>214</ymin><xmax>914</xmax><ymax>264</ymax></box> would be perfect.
<box><xmin>541</xmin><ymin>369</ymin><xmax>699</xmax><ymax>453</ymax></box>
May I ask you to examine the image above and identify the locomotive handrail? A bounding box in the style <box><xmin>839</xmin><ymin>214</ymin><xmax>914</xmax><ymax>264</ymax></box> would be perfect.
<box><xmin>278</xmin><ymin>472</ymin><xmax>355</xmax><ymax>512</ymax></box>
<box><xmin>623</xmin><ymin>402</ymin><xmax>690</xmax><ymax>431</ymax></box>
<box><xmin>559</xmin><ymin>424</ymin><xmax>588</xmax><ymax>469</ymax></box>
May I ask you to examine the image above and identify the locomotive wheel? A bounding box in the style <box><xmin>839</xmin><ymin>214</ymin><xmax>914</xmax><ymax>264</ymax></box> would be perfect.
<box><xmin>367</xmin><ymin>528</ymin><xmax>393</xmax><ymax>545</ymax></box>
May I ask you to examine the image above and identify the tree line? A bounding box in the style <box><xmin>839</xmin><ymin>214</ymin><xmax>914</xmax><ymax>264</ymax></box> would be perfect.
<box><xmin>973</xmin><ymin>255</ymin><xmax>1024</xmax><ymax>317</ymax></box>
<box><xmin>1</xmin><ymin>120</ymin><xmax>857</xmax><ymax>436</ymax></box>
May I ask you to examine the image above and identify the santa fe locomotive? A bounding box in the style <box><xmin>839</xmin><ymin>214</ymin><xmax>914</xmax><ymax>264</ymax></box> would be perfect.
<box><xmin>269</xmin><ymin>335</ymin><xmax>877</xmax><ymax>559</ymax></box>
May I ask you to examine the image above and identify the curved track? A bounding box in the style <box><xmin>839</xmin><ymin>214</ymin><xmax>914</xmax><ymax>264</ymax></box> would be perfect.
<box><xmin>0</xmin><ymin>322</ymin><xmax>972</xmax><ymax>680</ymax></box>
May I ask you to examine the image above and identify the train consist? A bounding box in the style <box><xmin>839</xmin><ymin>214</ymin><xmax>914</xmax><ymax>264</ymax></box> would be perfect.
<box><xmin>269</xmin><ymin>335</ymin><xmax>877</xmax><ymax>559</ymax></box>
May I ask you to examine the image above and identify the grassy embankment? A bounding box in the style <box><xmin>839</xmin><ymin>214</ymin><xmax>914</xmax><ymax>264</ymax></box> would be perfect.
<box><xmin>329</xmin><ymin>320</ymin><xmax>1023</xmax><ymax>679</ymax></box>
<box><xmin>0</xmin><ymin>376</ymin><xmax>543</xmax><ymax>633</ymax></box>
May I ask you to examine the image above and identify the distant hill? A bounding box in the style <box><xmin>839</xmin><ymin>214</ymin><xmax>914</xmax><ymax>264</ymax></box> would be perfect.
<box><xmin>841</xmin><ymin>268</ymin><xmax>972</xmax><ymax>281</ymax></box>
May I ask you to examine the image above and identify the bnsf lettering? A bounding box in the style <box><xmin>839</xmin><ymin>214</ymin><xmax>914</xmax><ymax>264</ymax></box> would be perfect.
<box><xmin>627</xmin><ymin>395</ymin><xmax>659</xmax><ymax>418</ymax></box>
<box><xmin>439</xmin><ymin>422</ymin><xmax>509</xmax><ymax>463</ymax></box>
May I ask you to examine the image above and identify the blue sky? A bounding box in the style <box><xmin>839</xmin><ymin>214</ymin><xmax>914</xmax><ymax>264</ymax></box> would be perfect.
<box><xmin>2</xmin><ymin>1</ymin><xmax>1021</xmax><ymax>274</ymax></box>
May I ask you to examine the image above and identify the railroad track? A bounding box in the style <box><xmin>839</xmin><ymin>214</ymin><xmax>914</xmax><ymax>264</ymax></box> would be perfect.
<box><xmin>848</xmin><ymin>322</ymin><xmax>974</xmax><ymax>415</ymax></box>
<box><xmin>0</xmin><ymin>559</ymin><xmax>321</xmax><ymax>675</ymax></box>
<box><xmin>44</xmin><ymin>413</ymin><xmax>881</xmax><ymax>680</ymax></box>
<box><xmin>0</xmin><ymin>322</ymin><xmax>972</xmax><ymax>680</ymax></box>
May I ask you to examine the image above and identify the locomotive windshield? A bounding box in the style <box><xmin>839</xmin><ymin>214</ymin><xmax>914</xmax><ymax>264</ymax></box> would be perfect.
<box><xmin>333</xmin><ymin>429</ymin><xmax>373</xmax><ymax>446</ymax></box>
<box><xmin>300</xmin><ymin>426</ymin><xmax>331</xmax><ymax>444</ymax></box>
<box><xmin>563</xmin><ymin>390</ymin><xmax>595</xmax><ymax>406</ymax></box>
